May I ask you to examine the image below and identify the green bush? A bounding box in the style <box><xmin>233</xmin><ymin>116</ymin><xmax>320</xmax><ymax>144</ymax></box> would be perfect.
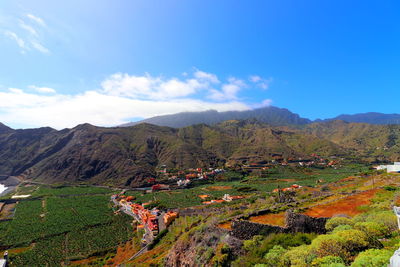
<box><xmin>353</xmin><ymin>211</ymin><xmax>398</xmax><ymax>231</ymax></box>
<box><xmin>243</xmin><ymin>235</ymin><xmax>264</xmax><ymax>251</ymax></box>
<box><xmin>310</xmin><ymin>234</ymin><xmax>348</xmax><ymax>260</ymax></box>
<box><xmin>335</xmin><ymin>229</ymin><xmax>369</xmax><ymax>254</ymax></box>
<box><xmin>351</xmin><ymin>249</ymin><xmax>393</xmax><ymax>267</ymax></box>
<box><xmin>283</xmin><ymin>244</ymin><xmax>315</xmax><ymax>267</ymax></box>
<box><xmin>325</xmin><ymin>217</ymin><xmax>354</xmax><ymax>232</ymax></box>
<box><xmin>332</xmin><ymin>225</ymin><xmax>353</xmax><ymax>233</ymax></box>
<box><xmin>263</xmin><ymin>245</ymin><xmax>287</xmax><ymax>267</ymax></box>
<box><xmin>311</xmin><ymin>256</ymin><xmax>346</xmax><ymax>267</ymax></box>
<box><xmin>354</xmin><ymin>221</ymin><xmax>390</xmax><ymax>239</ymax></box>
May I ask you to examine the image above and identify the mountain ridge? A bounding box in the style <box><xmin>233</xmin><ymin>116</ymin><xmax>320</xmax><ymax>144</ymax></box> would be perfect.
<box><xmin>120</xmin><ymin>107</ymin><xmax>400</xmax><ymax>128</ymax></box>
<box><xmin>1</xmin><ymin>119</ymin><xmax>400</xmax><ymax>187</ymax></box>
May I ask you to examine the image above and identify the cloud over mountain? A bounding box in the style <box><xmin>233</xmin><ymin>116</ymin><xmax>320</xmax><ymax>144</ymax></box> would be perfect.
<box><xmin>0</xmin><ymin>70</ymin><xmax>271</xmax><ymax>129</ymax></box>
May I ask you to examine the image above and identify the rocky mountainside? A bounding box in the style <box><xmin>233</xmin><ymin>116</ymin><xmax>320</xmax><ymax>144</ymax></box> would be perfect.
<box><xmin>2</xmin><ymin>120</ymin><xmax>400</xmax><ymax>187</ymax></box>
<box><xmin>121</xmin><ymin>106</ymin><xmax>311</xmax><ymax>128</ymax></box>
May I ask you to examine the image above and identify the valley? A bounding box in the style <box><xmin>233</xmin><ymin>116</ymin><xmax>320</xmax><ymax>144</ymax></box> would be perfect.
<box><xmin>0</xmin><ymin>120</ymin><xmax>399</xmax><ymax>266</ymax></box>
<box><xmin>0</xmin><ymin>159</ymin><xmax>396</xmax><ymax>266</ymax></box>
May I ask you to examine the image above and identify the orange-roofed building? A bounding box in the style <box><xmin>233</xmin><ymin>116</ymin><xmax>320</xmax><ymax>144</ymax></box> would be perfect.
<box><xmin>164</xmin><ymin>211</ymin><xmax>179</xmax><ymax>227</ymax></box>
<box><xmin>282</xmin><ymin>187</ymin><xmax>293</xmax><ymax>192</ymax></box>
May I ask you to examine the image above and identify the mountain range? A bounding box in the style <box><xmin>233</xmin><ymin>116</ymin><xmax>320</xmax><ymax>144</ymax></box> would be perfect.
<box><xmin>1</xmin><ymin>118</ymin><xmax>400</xmax><ymax>187</ymax></box>
<box><xmin>121</xmin><ymin>107</ymin><xmax>400</xmax><ymax>128</ymax></box>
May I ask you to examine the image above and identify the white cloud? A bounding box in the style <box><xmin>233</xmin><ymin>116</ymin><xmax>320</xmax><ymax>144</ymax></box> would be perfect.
<box><xmin>19</xmin><ymin>20</ymin><xmax>38</xmax><ymax>37</ymax></box>
<box><xmin>249</xmin><ymin>75</ymin><xmax>273</xmax><ymax>90</ymax></box>
<box><xmin>260</xmin><ymin>99</ymin><xmax>273</xmax><ymax>107</ymax></box>
<box><xmin>250</xmin><ymin>75</ymin><xmax>262</xmax><ymax>83</ymax></box>
<box><xmin>29</xmin><ymin>85</ymin><xmax>56</xmax><ymax>94</ymax></box>
<box><xmin>4</xmin><ymin>31</ymin><xmax>26</xmax><ymax>50</ymax></box>
<box><xmin>30</xmin><ymin>40</ymin><xmax>50</xmax><ymax>54</ymax></box>
<box><xmin>0</xmin><ymin>70</ymin><xmax>271</xmax><ymax>129</ymax></box>
<box><xmin>0</xmin><ymin>89</ymin><xmax>249</xmax><ymax>129</ymax></box>
<box><xmin>26</xmin><ymin>14</ymin><xmax>46</xmax><ymax>27</ymax></box>
<box><xmin>209</xmin><ymin>77</ymin><xmax>246</xmax><ymax>101</ymax></box>
<box><xmin>101</xmin><ymin>72</ymin><xmax>209</xmax><ymax>99</ymax></box>
<box><xmin>3</xmin><ymin>14</ymin><xmax>49</xmax><ymax>54</ymax></box>
<box><xmin>194</xmin><ymin>70</ymin><xmax>220</xmax><ymax>84</ymax></box>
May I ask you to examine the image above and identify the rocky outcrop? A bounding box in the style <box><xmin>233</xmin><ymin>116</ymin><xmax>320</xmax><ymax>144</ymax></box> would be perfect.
<box><xmin>164</xmin><ymin>227</ymin><xmax>230</xmax><ymax>267</ymax></box>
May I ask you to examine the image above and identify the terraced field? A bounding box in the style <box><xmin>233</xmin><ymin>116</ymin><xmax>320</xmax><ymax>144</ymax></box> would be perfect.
<box><xmin>304</xmin><ymin>189</ymin><xmax>381</xmax><ymax>218</ymax></box>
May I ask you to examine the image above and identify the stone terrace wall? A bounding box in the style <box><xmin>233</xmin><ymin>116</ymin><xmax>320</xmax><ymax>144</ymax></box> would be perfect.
<box><xmin>231</xmin><ymin>210</ymin><xmax>328</xmax><ymax>240</ymax></box>
<box><xmin>286</xmin><ymin>210</ymin><xmax>327</xmax><ymax>234</ymax></box>
<box><xmin>231</xmin><ymin>220</ymin><xmax>286</xmax><ymax>240</ymax></box>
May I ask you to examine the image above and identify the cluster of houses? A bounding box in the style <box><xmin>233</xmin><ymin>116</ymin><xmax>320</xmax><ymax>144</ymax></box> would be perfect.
<box><xmin>111</xmin><ymin>194</ymin><xmax>178</xmax><ymax>238</ymax></box>
<box><xmin>150</xmin><ymin>167</ymin><xmax>226</xmax><ymax>191</ymax></box>
<box><xmin>242</xmin><ymin>155</ymin><xmax>341</xmax><ymax>171</ymax></box>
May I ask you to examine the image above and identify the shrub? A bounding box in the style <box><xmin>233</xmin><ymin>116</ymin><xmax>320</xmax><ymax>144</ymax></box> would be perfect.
<box><xmin>310</xmin><ymin>234</ymin><xmax>348</xmax><ymax>259</ymax></box>
<box><xmin>311</xmin><ymin>256</ymin><xmax>346</xmax><ymax>267</ymax></box>
<box><xmin>325</xmin><ymin>217</ymin><xmax>354</xmax><ymax>232</ymax></box>
<box><xmin>354</xmin><ymin>211</ymin><xmax>398</xmax><ymax>231</ymax></box>
<box><xmin>334</xmin><ymin>229</ymin><xmax>369</xmax><ymax>253</ymax></box>
<box><xmin>243</xmin><ymin>235</ymin><xmax>264</xmax><ymax>251</ymax></box>
<box><xmin>283</xmin><ymin>245</ymin><xmax>315</xmax><ymax>267</ymax></box>
<box><xmin>263</xmin><ymin>245</ymin><xmax>287</xmax><ymax>267</ymax></box>
<box><xmin>351</xmin><ymin>249</ymin><xmax>393</xmax><ymax>267</ymax></box>
<box><xmin>354</xmin><ymin>221</ymin><xmax>390</xmax><ymax>239</ymax></box>
<box><xmin>332</xmin><ymin>225</ymin><xmax>353</xmax><ymax>233</ymax></box>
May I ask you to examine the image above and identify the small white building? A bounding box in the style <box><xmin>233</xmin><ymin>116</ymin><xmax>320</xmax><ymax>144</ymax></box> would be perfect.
<box><xmin>376</xmin><ymin>163</ymin><xmax>400</xmax><ymax>173</ymax></box>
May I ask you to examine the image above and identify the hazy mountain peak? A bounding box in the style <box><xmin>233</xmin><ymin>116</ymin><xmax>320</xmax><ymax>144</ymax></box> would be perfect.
<box><xmin>120</xmin><ymin>106</ymin><xmax>311</xmax><ymax>128</ymax></box>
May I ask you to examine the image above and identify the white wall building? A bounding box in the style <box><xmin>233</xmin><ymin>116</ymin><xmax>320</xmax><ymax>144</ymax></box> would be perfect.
<box><xmin>376</xmin><ymin>163</ymin><xmax>400</xmax><ymax>173</ymax></box>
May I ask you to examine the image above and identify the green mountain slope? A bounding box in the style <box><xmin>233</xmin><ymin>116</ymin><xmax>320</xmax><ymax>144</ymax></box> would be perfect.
<box><xmin>2</xmin><ymin>119</ymin><xmax>400</xmax><ymax>187</ymax></box>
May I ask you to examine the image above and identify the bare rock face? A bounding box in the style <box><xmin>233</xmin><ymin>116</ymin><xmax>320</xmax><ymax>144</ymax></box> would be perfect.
<box><xmin>164</xmin><ymin>227</ymin><xmax>229</xmax><ymax>267</ymax></box>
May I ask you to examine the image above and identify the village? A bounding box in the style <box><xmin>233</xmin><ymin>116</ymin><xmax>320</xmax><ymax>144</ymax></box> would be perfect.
<box><xmin>146</xmin><ymin>154</ymin><xmax>342</xmax><ymax>192</ymax></box>
<box><xmin>108</xmin><ymin>154</ymin><xmax>347</xmax><ymax>253</ymax></box>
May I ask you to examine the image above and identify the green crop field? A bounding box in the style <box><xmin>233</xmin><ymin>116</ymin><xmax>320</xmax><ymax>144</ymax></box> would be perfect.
<box><xmin>0</xmin><ymin>186</ymin><xmax>133</xmax><ymax>267</ymax></box>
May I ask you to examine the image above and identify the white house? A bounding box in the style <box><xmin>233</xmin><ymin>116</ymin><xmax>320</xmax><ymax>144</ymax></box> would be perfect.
<box><xmin>376</xmin><ymin>162</ymin><xmax>400</xmax><ymax>173</ymax></box>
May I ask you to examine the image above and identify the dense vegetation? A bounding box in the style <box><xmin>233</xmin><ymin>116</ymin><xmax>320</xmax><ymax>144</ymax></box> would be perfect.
<box><xmin>0</xmin><ymin>186</ymin><xmax>133</xmax><ymax>266</ymax></box>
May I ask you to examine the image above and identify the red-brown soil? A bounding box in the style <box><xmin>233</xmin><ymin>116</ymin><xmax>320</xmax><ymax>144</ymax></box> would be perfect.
<box><xmin>304</xmin><ymin>189</ymin><xmax>380</xmax><ymax>218</ymax></box>
<box><xmin>218</xmin><ymin>221</ymin><xmax>232</xmax><ymax>230</ymax></box>
<box><xmin>249</xmin><ymin>212</ymin><xmax>286</xmax><ymax>226</ymax></box>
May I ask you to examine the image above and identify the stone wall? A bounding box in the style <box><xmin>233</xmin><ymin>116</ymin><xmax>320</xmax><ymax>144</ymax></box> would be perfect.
<box><xmin>285</xmin><ymin>210</ymin><xmax>327</xmax><ymax>234</ymax></box>
<box><xmin>230</xmin><ymin>210</ymin><xmax>328</xmax><ymax>240</ymax></box>
<box><xmin>231</xmin><ymin>219</ymin><xmax>286</xmax><ymax>240</ymax></box>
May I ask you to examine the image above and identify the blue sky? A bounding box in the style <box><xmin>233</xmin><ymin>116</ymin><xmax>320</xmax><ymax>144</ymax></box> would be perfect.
<box><xmin>0</xmin><ymin>0</ymin><xmax>399</xmax><ymax>129</ymax></box>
